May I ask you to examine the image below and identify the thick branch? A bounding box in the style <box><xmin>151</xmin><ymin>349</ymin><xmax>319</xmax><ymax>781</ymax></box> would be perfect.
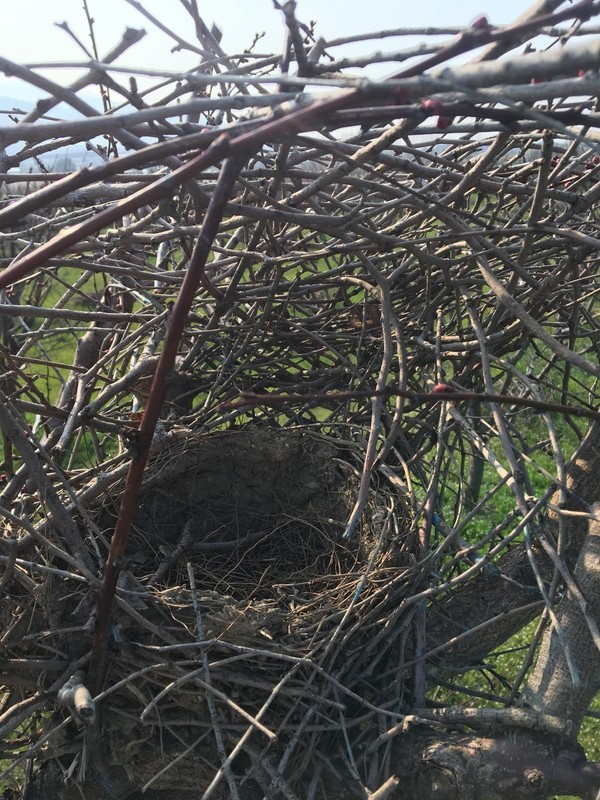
<box><xmin>522</xmin><ymin>506</ymin><xmax>600</xmax><ymax>733</ymax></box>
<box><xmin>427</xmin><ymin>423</ymin><xmax>600</xmax><ymax>667</ymax></box>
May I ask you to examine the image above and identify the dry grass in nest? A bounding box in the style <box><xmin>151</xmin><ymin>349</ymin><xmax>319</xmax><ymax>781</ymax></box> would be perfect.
<box><xmin>91</xmin><ymin>427</ymin><xmax>416</xmax><ymax>649</ymax></box>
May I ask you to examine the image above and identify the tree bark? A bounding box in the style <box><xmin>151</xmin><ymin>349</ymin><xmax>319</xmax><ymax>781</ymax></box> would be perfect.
<box><xmin>427</xmin><ymin>422</ymin><xmax>600</xmax><ymax>668</ymax></box>
<box><xmin>522</xmin><ymin>506</ymin><xmax>600</xmax><ymax>734</ymax></box>
<box><xmin>409</xmin><ymin>731</ymin><xmax>599</xmax><ymax>800</ymax></box>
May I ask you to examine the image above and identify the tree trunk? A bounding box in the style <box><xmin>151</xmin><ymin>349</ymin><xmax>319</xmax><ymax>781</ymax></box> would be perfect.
<box><xmin>522</xmin><ymin>506</ymin><xmax>600</xmax><ymax>734</ymax></box>
<box><xmin>427</xmin><ymin>422</ymin><xmax>600</xmax><ymax>667</ymax></box>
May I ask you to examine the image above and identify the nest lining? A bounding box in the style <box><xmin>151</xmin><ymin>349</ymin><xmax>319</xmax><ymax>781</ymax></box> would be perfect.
<box><xmin>97</xmin><ymin>427</ymin><xmax>405</xmax><ymax>603</ymax></box>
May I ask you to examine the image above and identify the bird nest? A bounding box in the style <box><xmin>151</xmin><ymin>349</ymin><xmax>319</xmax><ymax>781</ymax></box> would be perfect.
<box><xmin>18</xmin><ymin>426</ymin><xmax>416</xmax><ymax>799</ymax></box>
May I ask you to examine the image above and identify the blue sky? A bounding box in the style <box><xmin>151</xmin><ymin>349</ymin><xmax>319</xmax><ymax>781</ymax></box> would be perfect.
<box><xmin>0</xmin><ymin>0</ymin><xmax>548</xmax><ymax>104</ymax></box>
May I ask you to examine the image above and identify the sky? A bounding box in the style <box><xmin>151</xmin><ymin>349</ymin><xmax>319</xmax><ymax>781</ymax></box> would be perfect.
<box><xmin>1</xmin><ymin>0</ymin><xmax>536</xmax><ymax>105</ymax></box>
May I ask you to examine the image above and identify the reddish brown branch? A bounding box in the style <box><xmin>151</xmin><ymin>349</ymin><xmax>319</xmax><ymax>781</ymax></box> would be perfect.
<box><xmin>87</xmin><ymin>148</ymin><xmax>246</xmax><ymax>694</ymax></box>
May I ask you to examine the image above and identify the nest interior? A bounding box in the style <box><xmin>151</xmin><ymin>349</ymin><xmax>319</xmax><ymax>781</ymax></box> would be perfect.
<box><xmin>114</xmin><ymin>428</ymin><xmax>375</xmax><ymax>597</ymax></box>
<box><xmin>96</xmin><ymin>427</ymin><xmax>398</xmax><ymax>598</ymax></box>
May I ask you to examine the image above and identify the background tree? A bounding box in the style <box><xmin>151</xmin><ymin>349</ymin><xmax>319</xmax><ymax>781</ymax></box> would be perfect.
<box><xmin>1</xmin><ymin>1</ymin><xmax>600</xmax><ymax>798</ymax></box>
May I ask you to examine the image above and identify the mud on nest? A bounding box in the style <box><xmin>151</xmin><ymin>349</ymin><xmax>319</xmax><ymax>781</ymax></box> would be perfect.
<box><xmin>96</xmin><ymin>426</ymin><xmax>409</xmax><ymax>610</ymax></box>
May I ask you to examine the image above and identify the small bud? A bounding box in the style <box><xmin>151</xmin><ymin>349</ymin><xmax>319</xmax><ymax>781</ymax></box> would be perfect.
<box><xmin>421</xmin><ymin>98</ymin><xmax>444</xmax><ymax>115</ymax></box>
<box><xmin>471</xmin><ymin>15</ymin><xmax>490</xmax><ymax>30</ymax></box>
